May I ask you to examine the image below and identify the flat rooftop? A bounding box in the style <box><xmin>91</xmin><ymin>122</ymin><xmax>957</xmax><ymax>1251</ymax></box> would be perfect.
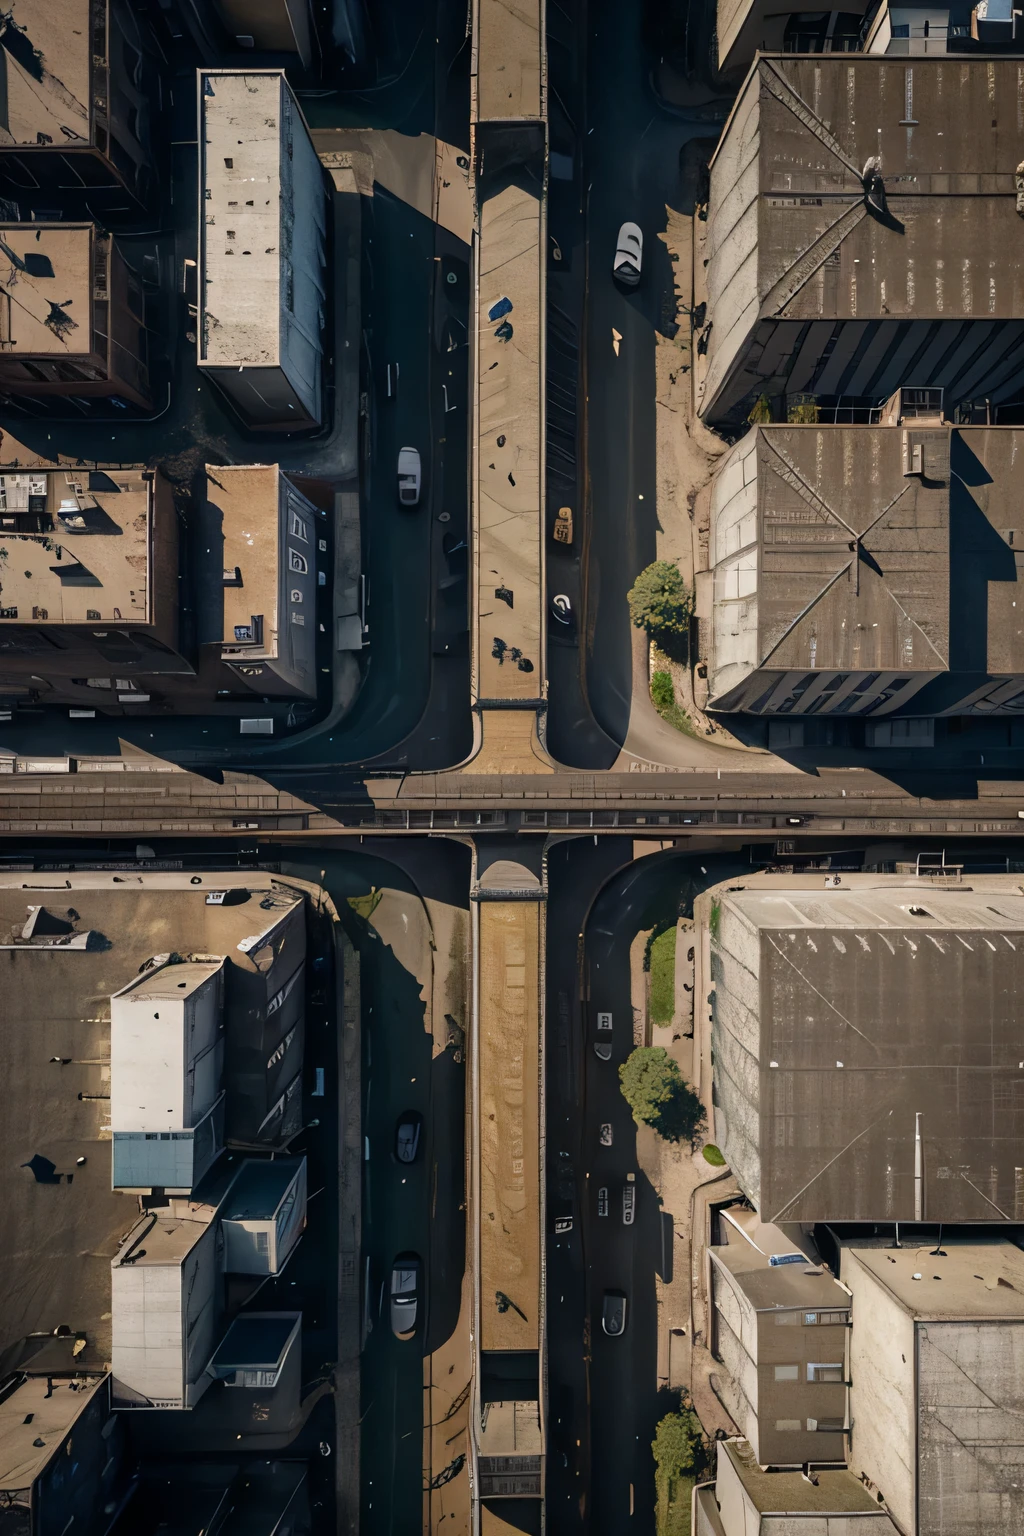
<box><xmin>221</xmin><ymin>1156</ymin><xmax>302</xmax><ymax>1220</ymax></box>
<box><xmin>210</xmin><ymin>1313</ymin><xmax>299</xmax><ymax>1370</ymax></box>
<box><xmin>205</xmin><ymin>465</ymin><xmax>283</xmax><ymax>659</ymax></box>
<box><xmin>478</xmin><ymin>894</ymin><xmax>542</xmax><ymax>1350</ymax></box>
<box><xmin>719</xmin><ymin>1437</ymin><xmax>883</xmax><ymax>1515</ymax></box>
<box><xmin>711</xmin><ymin>1243</ymin><xmax>848</xmax><ymax>1311</ymax></box>
<box><xmin>708</xmin><ymin>874</ymin><xmax>1024</xmax><ymax>1222</ymax></box>
<box><xmin>0</xmin><ymin>872</ymin><xmax>301</xmax><ymax>1361</ymax></box>
<box><xmin>474</xmin><ymin>0</ymin><xmax>544</xmax><ymax>121</ymax></box>
<box><xmin>475</xmin><ymin>179</ymin><xmax>544</xmax><ymax>700</ymax></box>
<box><xmin>0</xmin><ymin>2</ymin><xmax>91</xmax><ymax>149</ymax></box>
<box><xmin>199</xmin><ymin>72</ymin><xmax>286</xmax><ymax>368</ymax></box>
<box><xmin>0</xmin><ymin>468</ymin><xmax>152</xmax><ymax>626</ymax></box>
<box><xmin>114</xmin><ymin>1210</ymin><xmax>212</xmax><ymax>1268</ymax></box>
<box><xmin>115</xmin><ymin>957</ymin><xmax>222</xmax><ymax>1006</ymax></box>
<box><xmin>0</xmin><ymin>225</ymin><xmax>94</xmax><ymax>354</ymax></box>
<box><xmin>0</xmin><ymin>1373</ymin><xmax>106</xmax><ymax>1493</ymax></box>
<box><xmin>846</xmin><ymin>1240</ymin><xmax>1024</xmax><ymax>1318</ymax></box>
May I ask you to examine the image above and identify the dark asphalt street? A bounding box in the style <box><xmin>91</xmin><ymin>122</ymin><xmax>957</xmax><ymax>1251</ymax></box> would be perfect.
<box><xmin>545</xmin><ymin>840</ymin><xmax>748</xmax><ymax>1534</ymax></box>
<box><xmin>546</xmin><ymin>0</ymin><xmax>729</xmax><ymax>768</ymax></box>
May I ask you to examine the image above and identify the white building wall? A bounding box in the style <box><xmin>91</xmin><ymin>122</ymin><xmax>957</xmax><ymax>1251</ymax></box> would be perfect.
<box><xmin>111</xmin><ymin>1220</ymin><xmax>218</xmax><ymax>1409</ymax></box>
<box><xmin>110</xmin><ymin>961</ymin><xmax>223</xmax><ymax>1132</ymax></box>
<box><xmin>846</xmin><ymin>1250</ymin><xmax>917</xmax><ymax>1535</ymax></box>
<box><xmin>707</xmin><ymin>896</ymin><xmax>763</xmax><ymax>1209</ymax></box>
<box><xmin>703</xmin><ymin>78</ymin><xmax>763</xmax><ymax>419</ymax></box>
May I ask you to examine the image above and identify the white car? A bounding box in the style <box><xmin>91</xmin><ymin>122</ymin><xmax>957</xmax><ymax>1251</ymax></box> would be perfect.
<box><xmin>397</xmin><ymin>446</ymin><xmax>421</xmax><ymax>507</ymax></box>
<box><xmin>613</xmin><ymin>222</ymin><xmax>642</xmax><ymax>287</ymax></box>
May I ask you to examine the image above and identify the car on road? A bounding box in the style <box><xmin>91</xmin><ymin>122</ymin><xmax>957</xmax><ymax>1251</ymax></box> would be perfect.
<box><xmin>623</xmin><ymin>1173</ymin><xmax>636</xmax><ymax>1226</ymax></box>
<box><xmin>397</xmin><ymin>446</ymin><xmax>422</xmax><ymax>507</ymax></box>
<box><xmin>601</xmin><ymin>1290</ymin><xmax>628</xmax><ymax>1337</ymax></box>
<box><xmin>597</xmin><ymin>1186</ymin><xmax>609</xmax><ymax>1218</ymax></box>
<box><xmin>599</xmin><ymin>1122</ymin><xmax>613</xmax><ymax>1147</ymax></box>
<box><xmin>395</xmin><ymin>1110</ymin><xmax>423</xmax><ymax>1163</ymax></box>
<box><xmin>389</xmin><ymin>1253</ymin><xmax>421</xmax><ymax>1339</ymax></box>
<box><xmin>613</xmin><ymin>222</ymin><xmax>642</xmax><ymax>287</ymax></box>
<box><xmin>550</xmin><ymin>593</ymin><xmax>573</xmax><ymax>628</ymax></box>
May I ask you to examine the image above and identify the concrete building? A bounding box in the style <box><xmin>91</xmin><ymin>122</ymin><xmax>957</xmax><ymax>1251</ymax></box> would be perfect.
<box><xmin>700</xmin><ymin>58</ymin><xmax>1024</xmax><ymax>430</ymax></box>
<box><xmin>0</xmin><ymin>225</ymin><xmax>149</xmax><ymax>410</ymax></box>
<box><xmin>709</xmin><ymin>1240</ymin><xmax>850</xmax><ymax>1466</ymax></box>
<box><xmin>844</xmin><ymin>1240</ymin><xmax>1024</xmax><ymax>1535</ymax></box>
<box><xmin>699</xmin><ymin>415</ymin><xmax>1024</xmax><ymax>718</ymax></box>
<box><xmin>0</xmin><ymin>870</ymin><xmax>310</xmax><ymax>1377</ymax></box>
<box><xmin>215</xmin><ymin>0</ymin><xmax>317</xmax><ymax>67</ymax></box>
<box><xmin>111</xmin><ymin>1205</ymin><xmax>221</xmax><ymax>1410</ymax></box>
<box><xmin>698</xmin><ymin>874</ymin><xmax>1024</xmax><ymax>1223</ymax></box>
<box><xmin>716</xmin><ymin>0</ymin><xmax>1024</xmax><ymax>76</ymax></box>
<box><xmin>0</xmin><ymin>462</ymin><xmax>324</xmax><ymax>714</ymax></box>
<box><xmin>694</xmin><ymin>1438</ymin><xmax>899</xmax><ymax>1536</ymax></box>
<box><xmin>208</xmin><ymin>464</ymin><xmax>319</xmax><ymax>700</ymax></box>
<box><xmin>220</xmin><ymin>1157</ymin><xmax>307</xmax><ymax>1275</ymax></box>
<box><xmin>198</xmin><ymin>71</ymin><xmax>327</xmax><ymax>432</ymax></box>
<box><xmin>0</xmin><ymin>0</ymin><xmax>161</xmax><ymax>216</ymax></box>
<box><xmin>110</xmin><ymin>1171</ymin><xmax>306</xmax><ymax>1412</ymax></box>
<box><xmin>0</xmin><ymin>468</ymin><xmax>181</xmax><ymax>712</ymax></box>
<box><xmin>110</xmin><ymin>958</ymin><xmax>226</xmax><ymax>1194</ymax></box>
<box><xmin>0</xmin><ymin>1335</ymin><xmax>123</xmax><ymax>1536</ymax></box>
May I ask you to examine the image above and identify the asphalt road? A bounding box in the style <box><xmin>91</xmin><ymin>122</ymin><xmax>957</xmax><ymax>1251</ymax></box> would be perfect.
<box><xmin>545</xmin><ymin>841</ymin><xmax>748</xmax><ymax>1534</ymax></box>
<box><xmin>547</xmin><ymin>0</ymin><xmax>731</xmax><ymax>768</ymax></box>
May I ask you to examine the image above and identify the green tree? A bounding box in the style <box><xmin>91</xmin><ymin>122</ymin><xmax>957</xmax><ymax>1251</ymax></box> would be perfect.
<box><xmin>626</xmin><ymin>561</ymin><xmax>692</xmax><ymax>641</ymax></box>
<box><xmin>618</xmin><ymin>1046</ymin><xmax>707</xmax><ymax>1145</ymax></box>
<box><xmin>652</xmin><ymin>1408</ymin><xmax>711</xmax><ymax>1484</ymax></box>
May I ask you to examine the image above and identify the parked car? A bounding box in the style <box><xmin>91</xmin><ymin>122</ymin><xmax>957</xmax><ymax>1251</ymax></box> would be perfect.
<box><xmin>601</xmin><ymin>1290</ymin><xmax>628</xmax><ymax>1337</ymax></box>
<box><xmin>597</xmin><ymin>1186</ymin><xmax>609</xmax><ymax>1218</ymax></box>
<box><xmin>622</xmin><ymin>1173</ymin><xmax>636</xmax><ymax>1226</ymax></box>
<box><xmin>397</xmin><ymin>446</ymin><xmax>422</xmax><ymax>507</ymax></box>
<box><xmin>389</xmin><ymin>1253</ymin><xmax>421</xmax><ymax>1339</ymax></box>
<box><xmin>613</xmin><ymin>223</ymin><xmax>642</xmax><ymax>287</ymax></box>
<box><xmin>395</xmin><ymin>1110</ymin><xmax>423</xmax><ymax>1163</ymax></box>
<box><xmin>550</xmin><ymin>593</ymin><xmax>573</xmax><ymax>627</ymax></box>
<box><xmin>599</xmin><ymin>1122</ymin><xmax>613</xmax><ymax>1147</ymax></box>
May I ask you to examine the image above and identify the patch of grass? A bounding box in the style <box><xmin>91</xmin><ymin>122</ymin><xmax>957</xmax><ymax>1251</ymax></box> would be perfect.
<box><xmin>650</xmin><ymin>668</ymin><xmax>698</xmax><ymax>737</ymax></box>
<box><xmin>657</xmin><ymin>1474</ymin><xmax>694</xmax><ymax>1536</ymax></box>
<box><xmin>650</xmin><ymin>926</ymin><xmax>677</xmax><ymax>1026</ymax></box>
<box><xmin>346</xmin><ymin>888</ymin><xmax>383</xmax><ymax>921</ymax></box>
<box><xmin>702</xmin><ymin>1143</ymin><xmax>726</xmax><ymax>1167</ymax></box>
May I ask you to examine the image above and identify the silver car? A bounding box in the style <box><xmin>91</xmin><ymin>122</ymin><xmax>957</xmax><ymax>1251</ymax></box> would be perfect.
<box><xmin>397</xmin><ymin>446</ymin><xmax>422</xmax><ymax>507</ymax></box>
<box><xmin>613</xmin><ymin>222</ymin><xmax>642</xmax><ymax>287</ymax></box>
<box><xmin>389</xmin><ymin>1253</ymin><xmax>420</xmax><ymax>1339</ymax></box>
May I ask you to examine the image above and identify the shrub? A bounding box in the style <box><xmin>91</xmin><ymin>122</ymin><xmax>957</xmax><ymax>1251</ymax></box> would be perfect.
<box><xmin>651</xmin><ymin>670</ymin><xmax>675</xmax><ymax>711</ymax></box>
<box><xmin>702</xmin><ymin>1144</ymin><xmax>726</xmax><ymax>1167</ymax></box>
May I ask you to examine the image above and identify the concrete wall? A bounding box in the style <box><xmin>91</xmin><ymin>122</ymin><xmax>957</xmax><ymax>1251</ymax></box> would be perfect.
<box><xmin>111</xmin><ymin>1219</ymin><xmax>219</xmax><ymax>1409</ymax></box>
<box><xmin>713</xmin><ymin>1261</ymin><xmax>762</xmax><ymax>1455</ymax></box>
<box><xmin>846</xmin><ymin>1250</ymin><xmax>917</xmax><ymax>1535</ymax></box>
<box><xmin>917</xmin><ymin>1320</ymin><xmax>1024</xmax><ymax>1536</ymax></box>
<box><xmin>704</xmin><ymin>75</ymin><xmax>761</xmax><ymax>424</ymax></box>
<box><xmin>709</xmin><ymin>430</ymin><xmax>760</xmax><ymax>704</ymax></box>
<box><xmin>279</xmin><ymin>82</ymin><xmax>326</xmax><ymax>425</ymax></box>
<box><xmin>705</xmin><ymin>893</ymin><xmax>762</xmax><ymax>1209</ymax></box>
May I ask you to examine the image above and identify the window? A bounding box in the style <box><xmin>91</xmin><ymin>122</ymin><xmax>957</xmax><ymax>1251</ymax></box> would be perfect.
<box><xmin>290</xmin><ymin>588</ymin><xmax>303</xmax><ymax>604</ymax></box>
<box><xmin>288</xmin><ymin>549</ymin><xmax>308</xmax><ymax>574</ymax></box>
<box><xmin>817</xmin><ymin>1310</ymin><xmax>849</xmax><ymax>1325</ymax></box>
<box><xmin>255</xmin><ymin>1230</ymin><xmax>269</xmax><ymax>1255</ymax></box>
<box><xmin>290</xmin><ymin>511</ymin><xmax>308</xmax><ymax>541</ymax></box>
<box><xmin>807</xmin><ymin>1363</ymin><xmax>844</xmax><ymax>1383</ymax></box>
<box><xmin>774</xmin><ymin>1364</ymin><xmax>799</xmax><ymax>1381</ymax></box>
<box><xmin>775</xmin><ymin>1420</ymin><xmax>802</xmax><ymax>1432</ymax></box>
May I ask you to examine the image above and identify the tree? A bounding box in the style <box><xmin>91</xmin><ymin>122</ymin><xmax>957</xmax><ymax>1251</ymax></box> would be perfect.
<box><xmin>652</xmin><ymin>1408</ymin><xmax>712</xmax><ymax>1484</ymax></box>
<box><xmin>618</xmin><ymin>1046</ymin><xmax>706</xmax><ymax>1145</ymax></box>
<box><xmin>626</xmin><ymin>561</ymin><xmax>692</xmax><ymax>641</ymax></box>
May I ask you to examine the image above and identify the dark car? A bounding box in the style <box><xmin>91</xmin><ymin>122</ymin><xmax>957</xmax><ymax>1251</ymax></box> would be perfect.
<box><xmin>601</xmin><ymin>1290</ymin><xmax>628</xmax><ymax>1337</ymax></box>
<box><xmin>395</xmin><ymin>1110</ymin><xmax>423</xmax><ymax>1163</ymax></box>
<box><xmin>390</xmin><ymin>1253</ymin><xmax>421</xmax><ymax>1339</ymax></box>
